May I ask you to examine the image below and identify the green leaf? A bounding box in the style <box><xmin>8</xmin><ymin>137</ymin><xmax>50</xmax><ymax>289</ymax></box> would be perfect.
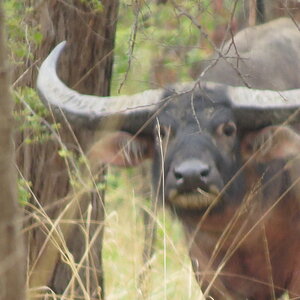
<box><xmin>33</xmin><ymin>32</ymin><xmax>43</xmax><ymax>44</ymax></box>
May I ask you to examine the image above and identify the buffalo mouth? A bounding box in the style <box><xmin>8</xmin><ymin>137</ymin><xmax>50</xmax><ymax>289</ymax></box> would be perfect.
<box><xmin>167</xmin><ymin>185</ymin><xmax>221</xmax><ymax>209</ymax></box>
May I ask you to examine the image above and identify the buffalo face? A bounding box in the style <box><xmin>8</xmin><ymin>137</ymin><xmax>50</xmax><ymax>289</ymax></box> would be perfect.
<box><xmin>152</xmin><ymin>90</ymin><xmax>244</xmax><ymax>210</ymax></box>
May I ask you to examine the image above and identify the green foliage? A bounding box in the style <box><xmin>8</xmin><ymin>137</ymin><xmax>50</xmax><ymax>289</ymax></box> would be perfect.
<box><xmin>112</xmin><ymin>0</ymin><xmax>220</xmax><ymax>94</ymax></box>
<box><xmin>14</xmin><ymin>87</ymin><xmax>54</xmax><ymax>145</ymax></box>
<box><xmin>106</xmin><ymin>169</ymin><xmax>132</xmax><ymax>205</ymax></box>
<box><xmin>18</xmin><ymin>178</ymin><xmax>31</xmax><ymax>205</ymax></box>
<box><xmin>104</xmin><ymin>169</ymin><xmax>204</xmax><ymax>299</ymax></box>
<box><xmin>5</xmin><ymin>0</ymin><xmax>47</xmax><ymax>145</ymax></box>
<box><xmin>4</xmin><ymin>0</ymin><xmax>42</xmax><ymax>66</ymax></box>
<box><xmin>112</xmin><ymin>0</ymin><xmax>246</xmax><ymax>95</ymax></box>
<box><xmin>58</xmin><ymin>148</ymin><xmax>73</xmax><ymax>159</ymax></box>
<box><xmin>79</xmin><ymin>0</ymin><xmax>103</xmax><ymax>12</ymax></box>
<box><xmin>32</xmin><ymin>31</ymin><xmax>43</xmax><ymax>44</ymax></box>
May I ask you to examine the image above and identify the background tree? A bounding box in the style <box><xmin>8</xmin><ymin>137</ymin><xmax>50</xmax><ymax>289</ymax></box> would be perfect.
<box><xmin>13</xmin><ymin>0</ymin><xmax>119</xmax><ymax>298</ymax></box>
<box><xmin>264</xmin><ymin>0</ymin><xmax>300</xmax><ymax>22</ymax></box>
<box><xmin>0</xmin><ymin>2</ymin><xmax>26</xmax><ymax>300</ymax></box>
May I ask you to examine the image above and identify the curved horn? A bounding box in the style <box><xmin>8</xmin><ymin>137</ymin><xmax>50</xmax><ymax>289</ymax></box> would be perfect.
<box><xmin>227</xmin><ymin>86</ymin><xmax>300</xmax><ymax>129</ymax></box>
<box><xmin>37</xmin><ymin>41</ymin><xmax>165</xmax><ymax>130</ymax></box>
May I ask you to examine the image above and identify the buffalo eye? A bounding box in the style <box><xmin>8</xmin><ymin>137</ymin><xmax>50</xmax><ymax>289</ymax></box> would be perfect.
<box><xmin>157</xmin><ymin>125</ymin><xmax>171</xmax><ymax>139</ymax></box>
<box><xmin>217</xmin><ymin>121</ymin><xmax>237</xmax><ymax>137</ymax></box>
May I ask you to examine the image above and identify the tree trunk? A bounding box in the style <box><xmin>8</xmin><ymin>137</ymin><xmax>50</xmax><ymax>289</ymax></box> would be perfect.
<box><xmin>261</xmin><ymin>0</ymin><xmax>300</xmax><ymax>22</ymax></box>
<box><xmin>0</xmin><ymin>3</ymin><xmax>26</xmax><ymax>300</ymax></box>
<box><xmin>248</xmin><ymin>0</ymin><xmax>257</xmax><ymax>26</ymax></box>
<box><xmin>16</xmin><ymin>1</ymin><xmax>119</xmax><ymax>299</ymax></box>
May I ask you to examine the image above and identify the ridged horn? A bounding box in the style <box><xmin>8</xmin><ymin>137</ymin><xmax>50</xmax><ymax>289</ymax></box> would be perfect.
<box><xmin>36</xmin><ymin>41</ymin><xmax>165</xmax><ymax>131</ymax></box>
<box><xmin>227</xmin><ymin>86</ymin><xmax>300</xmax><ymax>129</ymax></box>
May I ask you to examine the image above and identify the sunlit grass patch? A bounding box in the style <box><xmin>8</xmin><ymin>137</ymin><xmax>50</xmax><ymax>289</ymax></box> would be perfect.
<box><xmin>104</xmin><ymin>168</ymin><xmax>204</xmax><ymax>299</ymax></box>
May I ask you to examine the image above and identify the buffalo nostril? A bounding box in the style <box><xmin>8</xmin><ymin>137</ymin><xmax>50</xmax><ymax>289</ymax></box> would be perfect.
<box><xmin>200</xmin><ymin>167</ymin><xmax>210</xmax><ymax>178</ymax></box>
<box><xmin>174</xmin><ymin>169</ymin><xmax>183</xmax><ymax>180</ymax></box>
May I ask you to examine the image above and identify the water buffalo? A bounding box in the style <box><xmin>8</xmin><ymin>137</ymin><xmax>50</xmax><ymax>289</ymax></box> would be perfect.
<box><xmin>37</xmin><ymin>18</ymin><xmax>300</xmax><ymax>299</ymax></box>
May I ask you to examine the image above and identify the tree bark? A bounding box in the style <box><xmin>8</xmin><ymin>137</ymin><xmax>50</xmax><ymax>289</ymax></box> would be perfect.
<box><xmin>16</xmin><ymin>1</ymin><xmax>119</xmax><ymax>299</ymax></box>
<box><xmin>262</xmin><ymin>0</ymin><xmax>300</xmax><ymax>22</ymax></box>
<box><xmin>0</xmin><ymin>3</ymin><xmax>26</xmax><ymax>300</ymax></box>
<box><xmin>248</xmin><ymin>0</ymin><xmax>265</xmax><ymax>25</ymax></box>
<box><xmin>248</xmin><ymin>0</ymin><xmax>257</xmax><ymax>26</ymax></box>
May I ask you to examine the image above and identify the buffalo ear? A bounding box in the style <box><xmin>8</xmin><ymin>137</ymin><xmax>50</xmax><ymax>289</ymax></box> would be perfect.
<box><xmin>87</xmin><ymin>131</ymin><xmax>154</xmax><ymax>168</ymax></box>
<box><xmin>241</xmin><ymin>126</ymin><xmax>300</xmax><ymax>163</ymax></box>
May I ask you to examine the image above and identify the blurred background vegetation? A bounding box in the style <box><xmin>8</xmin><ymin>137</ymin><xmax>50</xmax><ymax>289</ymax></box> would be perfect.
<box><xmin>4</xmin><ymin>0</ymin><xmax>300</xmax><ymax>299</ymax></box>
<box><xmin>112</xmin><ymin>0</ymin><xmax>236</xmax><ymax>93</ymax></box>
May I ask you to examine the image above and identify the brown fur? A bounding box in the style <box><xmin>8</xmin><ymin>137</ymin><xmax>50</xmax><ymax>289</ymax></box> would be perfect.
<box><xmin>87</xmin><ymin>132</ymin><xmax>153</xmax><ymax>169</ymax></box>
<box><xmin>179</xmin><ymin>126</ymin><xmax>300</xmax><ymax>299</ymax></box>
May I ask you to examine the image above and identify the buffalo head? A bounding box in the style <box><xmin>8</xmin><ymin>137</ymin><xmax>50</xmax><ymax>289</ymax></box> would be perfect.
<box><xmin>37</xmin><ymin>39</ymin><xmax>300</xmax><ymax>212</ymax></box>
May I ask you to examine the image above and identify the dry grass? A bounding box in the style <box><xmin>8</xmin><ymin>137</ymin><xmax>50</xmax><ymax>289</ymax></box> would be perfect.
<box><xmin>24</xmin><ymin>165</ymin><xmax>204</xmax><ymax>300</ymax></box>
<box><xmin>22</xmin><ymin>122</ymin><xmax>297</xmax><ymax>300</ymax></box>
<box><xmin>103</xmin><ymin>169</ymin><xmax>204</xmax><ymax>300</ymax></box>
<box><xmin>23</xmin><ymin>135</ymin><xmax>295</xmax><ymax>300</ymax></box>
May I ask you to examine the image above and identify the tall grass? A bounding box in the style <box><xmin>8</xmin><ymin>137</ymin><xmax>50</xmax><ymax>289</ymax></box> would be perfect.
<box><xmin>24</xmin><ymin>161</ymin><xmax>204</xmax><ymax>299</ymax></box>
<box><xmin>104</xmin><ymin>169</ymin><xmax>204</xmax><ymax>300</ymax></box>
